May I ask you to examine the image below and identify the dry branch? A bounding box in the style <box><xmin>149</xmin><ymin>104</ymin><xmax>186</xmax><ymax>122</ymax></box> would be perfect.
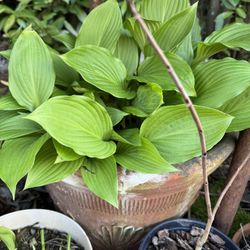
<box><xmin>126</xmin><ymin>1</ymin><xmax>212</xmax><ymax>248</ymax></box>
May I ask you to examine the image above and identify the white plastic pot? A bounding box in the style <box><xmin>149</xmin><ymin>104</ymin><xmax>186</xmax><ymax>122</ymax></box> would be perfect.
<box><xmin>0</xmin><ymin>209</ymin><xmax>92</xmax><ymax>250</ymax></box>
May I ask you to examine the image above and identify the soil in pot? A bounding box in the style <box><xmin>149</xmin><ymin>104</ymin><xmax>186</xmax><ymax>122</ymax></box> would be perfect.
<box><xmin>0</xmin><ymin>225</ymin><xmax>84</xmax><ymax>250</ymax></box>
<box><xmin>239</xmin><ymin>236</ymin><xmax>250</xmax><ymax>249</ymax></box>
<box><xmin>147</xmin><ymin>226</ymin><xmax>227</xmax><ymax>250</ymax></box>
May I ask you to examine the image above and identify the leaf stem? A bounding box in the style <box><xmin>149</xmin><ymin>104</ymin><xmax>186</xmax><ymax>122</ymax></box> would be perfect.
<box><xmin>67</xmin><ymin>234</ymin><xmax>71</xmax><ymax>250</ymax></box>
<box><xmin>40</xmin><ymin>228</ymin><xmax>45</xmax><ymax>250</ymax></box>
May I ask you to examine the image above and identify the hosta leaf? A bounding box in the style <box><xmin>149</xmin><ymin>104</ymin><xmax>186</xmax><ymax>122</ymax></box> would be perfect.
<box><xmin>0</xmin><ymin>134</ymin><xmax>50</xmax><ymax>196</ymax></box>
<box><xmin>106</xmin><ymin>107</ymin><xmax>128</xmax><ymax>126</ymax></box>
<box><xmin>122</xmin><ymin>106</ymin><xmax>148</xmax><ymax>117</ymax></box>
<box><xmin>75</xmin><ymin>0</ymin><xmax>122</xmax><ymax>52</ymax></box>
<box><xmin>193</xmin><ymin>58</ymin><xmax>250</xmax><ymax>108</ymax></box>
<box><xmin>53</xmin><ymin>139</ymin><xmax>82</xmax><ymax>163</ymax></box>
<box><xmin>26</xmin><ymin>96</ymin><xmax>116</xmax><ymax>159</ymax></box>
<box><xmin>9</xmin><ymin>28</ymin><xmax>55</xmax><ymax>111</ymax></box>
<box><xmin>53</xmin><ymin>32</ymin><xmax>75</xmax><ymax>50</ymax></box>
<box><xmin>111</xmin><ymin>128</ymin><xmax>141</xmax><ymax>146</ymax></box>
<box><xmin>175</xmin><ymin>34</ymin><xmax>194</xmax><ymax>64</ymax></box>
<box><xmin>0</xmin><ymin>227</ymin><xmax>16</xmax><ymax>250</ymax></box>
<box><xmin>0</xmin><ymin>115</ymin><xmax>42</xmax><ymax>140</ymax></box>
<box><xmin>140</xmin><ymin>105</ymin><xmax>233</xmax><ymax>164</ymax></box>
<box><xmin>25</xmin><ymin>141</ymin><xmax>83</xmax><ymax>189</ymax></box>
<box><xmin>219</xmin><ymin>87</ymin><xmax>250</xmax><ymax>132</ymax></box>
<box><xmin>123</xmin><ymin>83</ymin><xmax>163</xmax><ymax>116</ymax></box>
<box><xmin>81</xmin><ymin>156</ymin><xmax>118</xmax><ymax>207</ymax></box>
<box><xmin>0</xmin><ymin>94</ymin><xmax>23</xmax><ymax>111</ymax></box>
<box><xmin>115</xmin><ymin>137</ymin><xmax>177</xmax><ymax>173</ymax></box>
<box><xmin>51</xmin><ymin>52</ymin><xmax>79</xmax><ymax>87</ymax></box>
<box><xmin>62</xmin><ymin>45</ymin><xmax>135</xmax><ymax>99</ymax></box>
<box><xmin>135</xmin><ymin>53</ymin><xmax>196</xmax><ymax>96</ymax></box>
<box><xmin>126</xmin><ymin>18</ymin><xmax>161</xmax><ymax>51</ymax></box>
<box><xmin>140</xmin><ymin>0</ymin><xmax>189</xmax><ymax>22</ymax></box>
<box><xmin>194</xmin><ymin>23</ymin><xmax>250</xmax><ymax>64</ymax></box>
<box><xmin>144</xmin><ymin>4</ymin><xmax>197</xmax><ymax>56</ymax></box>
<box><xmin>0</xmin><ymin>111</ymin><xmax>17</xmax><ymax>124</ymax></box>
<box><xmin>114</xmin><ymin>32</ymin><xmax>139</xmax><ymax>76</ymax></box>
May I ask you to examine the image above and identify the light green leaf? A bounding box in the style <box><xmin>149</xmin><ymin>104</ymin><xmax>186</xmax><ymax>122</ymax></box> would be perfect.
<box><xmin>140</xmin><ymin>105</ymin><xmax>233</xmax><ymax>164</ymax></box>
<box><xmin>193</xmin><ymin>58</ymin><xmax>250</xmax><ymax>108</ymax></box>
<box><xmin>0</xmin><ymin>94</ymin><xmax>23</xmax><ymax>111</ymax></box>
<box><xmin>62</xmin><ymin>45</ymin><xmax>135</xmax><ymax>99</ymax></box>
<box><xmin>0</xmin><ymin>114</ymin><xmax>42</xmax><ymax>140</ymax></box>
<box><xmin>0</xmin><ymin>134</ymin><xmax>50</xmax><ymax>196</ymax></box>
<box><xmin>111</xmin><ymin>128</ymin><xmax>141</xmax><ymax>146</ymax></box>
<box><xmin>114</xmin><ymin>32</ymin><xmax>139</xmax><ymax>76</ymax></box>
<box><xmin>53</xmin><ymin>32</ymin><xmax>75</xmax><ymax>50</ymax></box>
<box><xmin>0</xmin><ymin>227</ymin><xmax>16</xmax><ymax>250</ymax></box>
<box><xmin>51</xmin><ymin>52</ymin><xmax>79</xmax><ymax>87</ymax></box>
<box><xmin>123</xmin><ymin>83</ymin><xmax>163</xmax><ymax>116</ymax></box>
<box><xmin>175</xmin><ymin>34</ymin><xmax>194</xmax><ymax>64</ymax></box>
<box><xmin>115</xmin><ymin>137</ymin><xmax>177</xmax><ymax>173</ymax></box>
<box><xmin>0</xmin><ymin>111</ymin><xmax>17</xmax><ymax>124</ymax></box>
<box><xmin>219</xmin><ymin>87</ymin><xmax>250</xmax><ymax>132</ymax></box>
<box><xmin>0</xmin><ymin>49</ymin><xmax>11</xmax><ymax>59</ymax></box>
<box><xmin>135</xmin><ymin>52</ymin><xmax>196</xmax><ymax>96</ymax></box>
<box><xmin>81</xmin><ymin>156</ymin><xmax>118</xmax><ymax>207</ymax></box>
<box><xmin>53</xmin><ymin>139</ymin><xmax>82</xmax><ymax>163</ymax></box>
<box><xmin>0</xmin><ymin>5</ymin><xmax>14</xmax><ymax>14</ymax></box>
<box><xmin>126</xmin><ymin>18</ymin><xmax>161</xmax><ymax>51</ymax></box>
<box><xmin>9</xmin><ymin>28</ymin><xmax>55</xmax><ymax>111</ymax></box>
<box><xmin>122</xmin><ymin>106</ymin><xmax>148</xmax><ymax>117</ymax></box>
<box><xmin>139</xmin><ymin>0</ymin><xmax>189</xmax><ymax>22</ymax></box>
<box><xmin>194</xmin><ymin>23</ymin><xmax>250</xmax><ymax>64</ymax></box>
<box><xmin>26</xmin><ymin>96</ymin><xmax>116</xmax><ymax>159</ymax></box>
<box><xmin>3</xmin><ymin>14</ymin><xmax>15</xmax><ymax>33</ymax></box>
<box><xmin>144</xmin><ymin>4</ymin><xmax>197</xmax><ymax>56</ymax></box>
<box><xmin>25</xmin><ymin>141</ymin><xmax>83</xmax><ymax>189</ymax></box>
<box><xmin>106</xmin><ymin>107</ymin><xmax>128</xmax><ymax>126</ymax></box>
<box><xmin>75</xmin><ymin>0</ymin><xmax>122</xmax><ymax>52</ymax></box>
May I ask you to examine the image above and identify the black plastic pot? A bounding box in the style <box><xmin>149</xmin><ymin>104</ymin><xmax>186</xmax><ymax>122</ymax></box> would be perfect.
<box><xmin>139</xmin><ymin>219</ymin><xmax>240</xmax><ymax>250</ymax></box>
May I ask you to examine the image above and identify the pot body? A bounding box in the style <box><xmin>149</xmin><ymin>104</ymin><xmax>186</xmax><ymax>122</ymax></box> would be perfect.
<box><xmin>48</xmin><ymin>135</ymin><xmax>235</xmax><ymax>250</ymax></box>
<box><xmin>0</xmin><ymin>209</ymin><xmax>92</xmax><ymax>250</ymax></box>
<box><xmin>232</xmin><ymin>223</ymin><xmax>250</xmax><ymax>246</ymax></box>
<box><xmin>139</xmin><ymin>219</ymin><xmax>240</xmax><ymax>250</ymax></box>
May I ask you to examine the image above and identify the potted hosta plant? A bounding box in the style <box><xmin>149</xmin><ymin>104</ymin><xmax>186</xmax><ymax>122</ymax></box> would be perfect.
<box><xmin>1</xmin><ymin>0</ymin><xmax>250</xmax><ymax>249</ymax></box>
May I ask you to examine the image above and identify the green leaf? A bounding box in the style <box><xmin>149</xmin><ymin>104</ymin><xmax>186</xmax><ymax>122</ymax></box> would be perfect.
<box><xmin>75</xmin><ymin>0</ymin><xmax>122</xmax><ymax>52</ymax></box>
<box><xmin>26</xmin><ymin>96</ymin><xmax>116</xmax><ymax>159</ymax></box>
<box><xmin>144</xmin><ymin>4</ymin><xmax>197</xmax><ymax>56</ymax></box>
<box><xmin>62</xmin><ymin>45</ymin><xmax>135</xmax><ymax>99</ymax></box>
<box><xmin>53</xmin><ymin>139</ymin><xmax>82</xmax><ymax>163</ymax></box>
<box><xmin>140</xmin><ymin>105</ymin><xmax>233</xmax><ymax>164</ymax></box>
<box><xmin>0</xmin><ymin>49</ymin><xmax>11</xmax><ymax>59</ymax></box>
<box><xmin>111</xmin><ymin>128</ymin><xmax>141</xmax><ymax>146</ymax></box>
<box><xmin>175</xmin><ymin>34</ymin><xmax>194</xmax><ymax>64</ymax></box>
<box><xmin>0</xmin><ymin>94</ymin><xmax>23</xmax><ymax>111</ymax></box>
<box><xmin>194</xmin><ymin>23</ymin><xmax>250</xmax><ymax>64</ymax></box>
<box><xmin>114</xmin><ymin>32</ymin><xmax>139</xmax><ymax>76</ymax></box>
<box><xmin>3</xmin><ymin>14</ymin><xmax>15</xmax><ymax>33</ymax></box>
<box><xmin>122</xmin><ymin>106</ymin><xmax>148</xmax><ymax>117</ymax></box>
<box><xmin>236</xmin><ymin>7</ymin><xmax>246</xmax><ymax>18</ymax></box>
<box><xmin>0</xmin><ymin>114</ymin><xmax>43</xmax><ymax>140</ymax></box>
<box><xmin>0</xmin><ymin>134</ymin><xmax>50</xmax><ymax>196</ymax></box>
<box><xmin>219</xmin><ymin>87</ymin><xmax>250</xmax><ymax>132</ymax></box>
<box><xmin>51</xmin><ymin>52</ymin><xmax>79</xmax><ymax>87</ymax></box>
<box><xmin>193</xmin><ymin>58</ymin><xmax>250</xmax><ymax>108</ymax></box>
<box><xmin>81</xmin><ymin>156</ymin><xmax>118</xmax><ymax>207</ymax></box>
<box><xmin>53</xmin><ymin>32</ymin><xmax>75</xmax><ymax>50</ymax></box>
<box><xmin>9</xmin><ymin>28</ymin><xmax>55</xmax><ymax>111</ymax></box>
<box><xmin>139</xmin><ymin>0</ymin><xmax>189</xmax><ymax>22</ymax></box>
<box><xmin>124</xmin><ymin>83</ymin><xmax>163</xmax><ymax>116</ymax></box>
<box><xmin>115</xmin><ymin>137</ymin><xmax>177</xmax><ymax>173</ymax></box>
<box><xmin>0</xmin><ymin>111</ymin><xmax>17</xmax><ymax>124</ymax></box>
<box><xmin>105</xmin><ymin>107</ymin><xmax>128</xmax><ymax>126</ymax></box>
<box><xmin>25</xmin><ymin>141</ymin><xmax>83</xmax><ymax>189</ymax></box>
<box><xmin>0</xmin><ymin>5</ymin><xmax>14</xmax><ymax>14</ymax></box>
<box><xmin>135</xmin><ymin>52</ymin><xmax>196</xmax><ymax>96</ymax></box>
<box><xmin>0</xmin><ymin>227</ymin><xmax>16</xmax><ymax>250</ymax></box>
<box><xmin>126</xmin><ymin>18</ymin><xmax>161</xmax><ymax>51</ymax></box>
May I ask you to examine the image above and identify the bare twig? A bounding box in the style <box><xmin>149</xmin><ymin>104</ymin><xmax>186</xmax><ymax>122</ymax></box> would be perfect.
<box><xmin>126</xmin><ymin>1</ymin><xmax>212</xmax><ymax>249</ymax></box>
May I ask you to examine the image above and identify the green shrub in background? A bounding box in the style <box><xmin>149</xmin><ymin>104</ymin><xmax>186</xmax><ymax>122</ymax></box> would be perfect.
<box><xmin>0</xmin><ymin>0</ymin><xmax>89</xmax><ymax>50</ymax></box>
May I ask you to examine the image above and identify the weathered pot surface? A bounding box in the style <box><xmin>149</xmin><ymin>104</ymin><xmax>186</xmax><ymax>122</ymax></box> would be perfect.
<box><xmin>232</xmin><ymin>223</ymin><xmax>250</xmax><ymax>246</ymax></box>
<box><xmin>48</xmin><ymin>135</ymin><xmax>236</xmax><ymax>250</ymax></box>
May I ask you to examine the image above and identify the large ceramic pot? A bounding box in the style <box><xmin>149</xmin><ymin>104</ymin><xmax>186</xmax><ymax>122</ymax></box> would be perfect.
<box><xmin>47</xmin><ymin>135</ymin><xmax>236</xmax><ymax>250</ymax></box>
